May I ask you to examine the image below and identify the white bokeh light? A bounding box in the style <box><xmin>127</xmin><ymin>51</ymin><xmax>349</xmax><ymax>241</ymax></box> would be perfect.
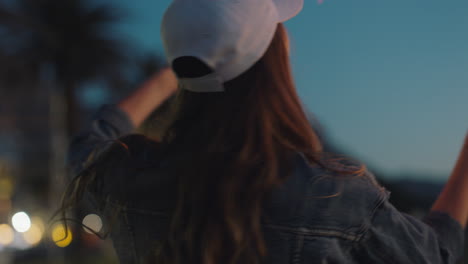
<box><xmin>12</xmin><ymin>212</ymin><xmax>31</xmax><ymax>233</ymax></box>
<box><xmin>82</xmin><ymin>214</ymin><xmax>103</xmax><ymax>234</ymax></box>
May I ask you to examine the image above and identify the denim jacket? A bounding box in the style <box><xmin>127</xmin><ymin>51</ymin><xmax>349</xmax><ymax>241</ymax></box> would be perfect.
<box><xmin>69</xmin><ymin>105</ymin><xmax>465</xmax><ymax>264</ymax></box>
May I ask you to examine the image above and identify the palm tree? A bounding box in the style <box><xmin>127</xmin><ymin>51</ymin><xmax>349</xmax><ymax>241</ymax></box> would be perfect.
<box><xmin>1</xmin><ymin>0</ymin><xmax>129</xmax><ymax>134</ymax></box>
<box><xmin>0</xmin><ymin>0</ymin><xmax>130</xmax><ymax>261</ymax></box>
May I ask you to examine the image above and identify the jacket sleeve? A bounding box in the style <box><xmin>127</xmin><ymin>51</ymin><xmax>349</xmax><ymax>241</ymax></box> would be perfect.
<box><xmin>358</xmin><ymin>198</ymin><xmax>465</xmax><ymax>264</ymax></box>
<box><xmin>67</xmin><ymin>104</ymin><xmax>135</xmax><ymax>176</ymax></box>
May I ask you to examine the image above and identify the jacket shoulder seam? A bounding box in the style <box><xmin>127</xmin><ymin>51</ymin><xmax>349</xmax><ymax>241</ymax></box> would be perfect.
<box><xmin>263</xmin><ymin>224</ymin><xmax>364</xmax><ymax>242</ymax></box>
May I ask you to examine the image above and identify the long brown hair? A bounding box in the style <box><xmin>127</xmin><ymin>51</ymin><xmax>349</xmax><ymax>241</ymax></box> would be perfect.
<box><xmin>56</xmin><ymin>23</ymin><xmax>365</xmax><ymax>264</ymax></box>
<box><xmin>150</xmin><ymin>23</ymin><xmax>364</xmax><ymax>264</ymax></box>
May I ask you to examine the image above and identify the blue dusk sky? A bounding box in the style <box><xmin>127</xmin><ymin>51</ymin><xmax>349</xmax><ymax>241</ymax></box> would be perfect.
<box><xmin>104</xmin><ymin>0</ymin><xmax>468</xmax><ymax>181</ymax></box>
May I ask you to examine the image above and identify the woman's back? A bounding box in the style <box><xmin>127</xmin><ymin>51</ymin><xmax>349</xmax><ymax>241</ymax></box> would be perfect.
<box><xmin>62</xmin><ymin>0</ymin><xmax>466</xmax><ymax>262</ymax></box>
<box><xmin>71</xmin><ymin>129</ymin><xmax>462</xmax><ymax>263</ymax></box>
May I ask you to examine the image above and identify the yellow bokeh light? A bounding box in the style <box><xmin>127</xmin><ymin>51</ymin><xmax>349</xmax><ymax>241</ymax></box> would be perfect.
<box><xmin>0</xmin><ymin>178</ymin><xmax>13</xmax><ymax>199</ymax></box>
<box><xmin>51</xmin><ymin>224</ymin><xmax>72</xmax><ymax>248</ymax></box>
<box><xmin>23</xmin><ymin>223</ymin><xmax>43</xmax><ymax>246</ymax></box>
<box><xmin>0</xmin><ymin>223</ymin><xmax>14</xmax><ymax>245</ymax></box>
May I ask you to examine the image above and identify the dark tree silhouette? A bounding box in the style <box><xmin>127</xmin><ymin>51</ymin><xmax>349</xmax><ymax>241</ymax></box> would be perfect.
<box><xmin>0</xmin><ymin>1</ymin><xmax>130</xmax><ymax>261</ymax></box>
<box><xmin>0</xmin><ymin>0</ymin><xmax>129</xmax><ymax>135</ymax></box>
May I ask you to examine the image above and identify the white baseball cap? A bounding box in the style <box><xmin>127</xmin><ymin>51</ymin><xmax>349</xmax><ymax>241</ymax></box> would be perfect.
<box><xmin>160</xmin><ymin>0</ymin><xmax>304</xmax><ymax>93</ymax></box>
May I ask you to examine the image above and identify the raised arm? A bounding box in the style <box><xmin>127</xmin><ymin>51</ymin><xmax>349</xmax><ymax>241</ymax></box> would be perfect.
<box><xmin>117</xmin><ymin>67</ymin><xmax>178</xmax><ymax>127</ymax></box>
<box><xmin>431</xmin><ymin>133</ymin><xmax>468</xmax><ymax>228</ymax></box>
<box><xmin>67</xmin><ymin>67</ymin><xmax>178</xmax><ymax>174</ymax></box>
<box><xmin>359</xmin><ymin>198</ymin><xmax>464</xmax><ymax>263</ymax></box>
<box><xmin>355</xmin><ymin>134</ymin><xmax>467</xmax><ymax>263</ymax></box>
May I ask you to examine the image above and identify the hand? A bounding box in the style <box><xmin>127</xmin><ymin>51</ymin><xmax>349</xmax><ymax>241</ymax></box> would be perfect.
<box><xmin>117</xmin><ymin>67</ymin><xmax>178</xmax><ymax>127</ymax></box>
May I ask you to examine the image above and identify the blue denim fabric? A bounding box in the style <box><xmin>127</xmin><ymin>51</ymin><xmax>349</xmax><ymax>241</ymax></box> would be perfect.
<box><xmin>68</xmin><ymin>105</ymin><xmax>465</xmax><ymax>264</ymax></box>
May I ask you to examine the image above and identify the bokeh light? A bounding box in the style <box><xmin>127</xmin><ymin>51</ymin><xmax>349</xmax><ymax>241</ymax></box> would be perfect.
<box><xmin>0</xmin><ymin>224</ymin><xmax>14</xmax><ymax>245</ymax></box>
<box><xmin>31</xmin><ymin>216</ymin><xmax>45</xmax><ymax>234</ymax></box>
<box><xmin>82</xmin><ymin>214</ymin><xmax>103</xmax><ymax>234</ymax></box>
<box><xmin>12</xmin><ymin>212</ymin><xmax>31</xmax><ymax>233</ymax></box>
<box><xmin>51</xmin><ymin>224</ymin><xmax>73</xmax><ymax>248</ymax></box>
<box><xmin>0</xmin><ymin>199</ymin><xmax>11</xmax><ymax>212</ymax></box>
<box><xmin>0</xmin><ymin>178</ymin><xmax>13</xmax><ymax>199</ymax></box>
<box><xmin>22</xmin><ymin>223</ymin><xmax>43</xmax><ymax>246</ymax></box>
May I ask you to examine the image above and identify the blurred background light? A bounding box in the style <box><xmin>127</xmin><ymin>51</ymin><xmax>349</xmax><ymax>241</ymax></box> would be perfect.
<box><xmin>12</xmin><ymin>211</ymin><xmax>31</xmax><ymax>233</ymax></box>
<box><xmin>0</xmin><ymin>178</ymin><xmax>13</xmax><ymax>199</ymax></box>
<box><xmin>0</xmin><ymin>224</ymin><xmax>14</xmax><ymax>246</ymax></box>
<box><xmin>82</xmin><ymin>214</ymin><xmax>103</xmax><ymax>234</ymax></box>
<box><xmin>0</xmin><ymin>198</ymin><xmax>12</xmax><ymax>213</ymax></box>
<box><xmin>52</xmin><ymin>224</ymin><xmax>73</xmax><ymax>248</ymax></box>
<box><xmin>11</xmin><ymin>231</ymin><xmax>33</xmax><ymax>250</ymax></box>
<box><xmin>31</xmin><ymin>216</ymin><xmax>45</xmax><ymax>234</ymax></box>
<box><xmin>22</xmin><ymin>223</ymin><xmax>43</xmax><ymax>246</ymax></box>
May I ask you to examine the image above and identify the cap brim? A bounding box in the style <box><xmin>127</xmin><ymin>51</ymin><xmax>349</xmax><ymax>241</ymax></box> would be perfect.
<box><xmin>274</xmin><ymin>0</ymin><xmax>304</xmax><ymax>22</ymax></box>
